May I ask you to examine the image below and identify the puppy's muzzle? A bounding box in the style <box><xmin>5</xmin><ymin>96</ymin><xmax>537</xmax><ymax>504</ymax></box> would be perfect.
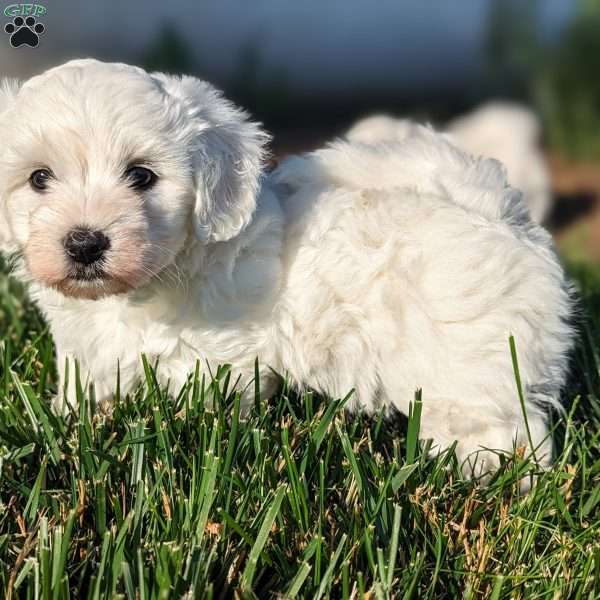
<box><xmin>63</xmin><ymin>227</ymin><xmax>110</xmax><ymax>266</ymax></box>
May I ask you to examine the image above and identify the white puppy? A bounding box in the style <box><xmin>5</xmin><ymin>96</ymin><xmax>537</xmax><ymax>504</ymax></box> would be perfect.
<box><xmin>347</xmin><ymin>102</ymin><xmax>552</xmax><ymax>224</ymax></box>
<box><xmin>0</xmin><ymin>60</ymin><xmax>573</xmax><ymax>479</ymax></box>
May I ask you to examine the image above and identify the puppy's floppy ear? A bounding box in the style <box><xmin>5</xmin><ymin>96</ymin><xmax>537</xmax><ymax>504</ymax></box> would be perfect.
<box><xmin>152</xmin><ymin>73</ymin><xmax>270</xmax><ymax>243</ymax></box>
<box><xmin>0</xmin><ymin>78</ymin><xmax>21</xmax><ymax>254</ymax></box>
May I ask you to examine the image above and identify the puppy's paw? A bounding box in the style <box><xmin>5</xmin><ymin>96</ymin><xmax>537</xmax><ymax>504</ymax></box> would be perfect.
<box><xmin>420</xmin><ymin>400</ymin><xmax>552</xmax><ymax>489</ymax></box>
<box><xmin>51</xmin><ymin>390</ymin><xmax>114</xmax><ymax>419</ymax></box>
<box><xmin>453</xmin><ymin>418</ymin><xmax>552</xmax><ymax>491</ymax></box>
<box><xmin>51</xmin><ymin>393</ymin><xmax>75</xmax><ymax>417</ymax></box>
<box><xmin>97</xmin><ymin>395</ymin><xmax>115</xmax><ymax>418</ymax></box>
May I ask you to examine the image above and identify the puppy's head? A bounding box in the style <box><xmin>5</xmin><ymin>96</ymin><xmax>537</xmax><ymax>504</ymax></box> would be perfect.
<box><xmin>0</xmin><ymin>59</ymin><xmax>268</xmax><ymax>300</ymax></box>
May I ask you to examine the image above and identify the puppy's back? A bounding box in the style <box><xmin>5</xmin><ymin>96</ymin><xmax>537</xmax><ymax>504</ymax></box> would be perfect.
<box><xmin>271</xmin><ymin>127</ymin><xmax>529</xmax><ymax>227</ymax></box>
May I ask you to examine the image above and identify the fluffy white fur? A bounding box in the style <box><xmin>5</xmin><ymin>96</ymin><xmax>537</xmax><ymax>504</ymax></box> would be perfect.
<box><xmin>346</xmin><ymin>102</ymin><xmax>552</xmax><ymax>224</ymax></box>
<box><xmin>0</xmin><ymin>60</ymin><xmax>574</xmax><ymax>480</ymax></box>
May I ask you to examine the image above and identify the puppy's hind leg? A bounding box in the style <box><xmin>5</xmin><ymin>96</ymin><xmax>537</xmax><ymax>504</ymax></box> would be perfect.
<box><xmin>416</xmin><ymin>397</ymin><xmax>553</xmax><ymax>487</ymax></box>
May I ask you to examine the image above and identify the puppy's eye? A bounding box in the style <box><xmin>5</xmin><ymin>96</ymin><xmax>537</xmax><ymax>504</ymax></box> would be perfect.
<box><xmin>29</xmin><ymin>168</ymin><xmax>54</xmax><ymax>191</ymax></box>
<box><xmin>125</xmin><ymin>166</ymin><xmax>157</xmax><ymax>190</ymax></box>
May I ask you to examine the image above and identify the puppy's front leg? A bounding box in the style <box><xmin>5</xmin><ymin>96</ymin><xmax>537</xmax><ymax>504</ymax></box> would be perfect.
<box><xmin>52</xmin><ymin>351</ymin><xmax>83</xmax><ymax>415</ymax></box>
<box><xmin>52</xmin><ymin>351</ymin><xmax>115</xmax><ymax>416</ymax></box>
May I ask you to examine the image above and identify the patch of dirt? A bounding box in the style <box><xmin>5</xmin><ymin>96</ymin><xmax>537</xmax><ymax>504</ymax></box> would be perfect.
<box><xmin>547</xmin><ymin>153</ymin><xmax>600</xmax><ymax>263</ymax></box>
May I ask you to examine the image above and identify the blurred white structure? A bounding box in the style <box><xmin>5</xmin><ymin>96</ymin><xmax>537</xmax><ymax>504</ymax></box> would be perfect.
<box><xmin>346</xmin><ymin>103</ymin><xmax>551</xmax><ymax>224</ymax></box>
<box><xmin>447</xmin><ymin>103</ymin><xmax>551</xmax><ymax>224</ymax></box>
<box><xmin>344</xmin><ymin>116</ymin><xmax>424</xmax><ymax>145</ymax></box>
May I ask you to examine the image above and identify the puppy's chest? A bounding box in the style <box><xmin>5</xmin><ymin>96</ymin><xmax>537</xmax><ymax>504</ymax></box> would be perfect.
<box><xmin>42</xmin><ymin>281</ymin><xmax>280</xmax><ymax>401</ymax></box>
<box><xmin>48</xmin><ymin>298</ymin><xmax>271</xmax><ymax>386</ymax></box>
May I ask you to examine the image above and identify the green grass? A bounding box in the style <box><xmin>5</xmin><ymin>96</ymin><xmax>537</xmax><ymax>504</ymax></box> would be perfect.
<box><xmin>0</xmin><ymin>258</ymin><xmax>599</xmax><ymax>599</ymax></box>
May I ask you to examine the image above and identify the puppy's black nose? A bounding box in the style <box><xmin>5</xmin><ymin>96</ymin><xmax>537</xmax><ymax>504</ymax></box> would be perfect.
<box><xmin>63</xmin><ymin>228</ymin><xmax>110</xmax><ymax>265</ymax></box>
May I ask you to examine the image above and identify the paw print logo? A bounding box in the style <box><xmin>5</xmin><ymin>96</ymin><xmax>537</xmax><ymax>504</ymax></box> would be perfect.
<box><xmin>4</xmin><ymin>16</ymin><xmax>45</xmax><ymax>48</ymax></box>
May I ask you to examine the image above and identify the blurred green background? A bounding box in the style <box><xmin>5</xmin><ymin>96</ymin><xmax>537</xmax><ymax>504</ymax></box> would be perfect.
<box><xmin>1</xmin><ymin>0</ymin><xmax>599</xmax><ymax>261</ymax></box>
<box><xmin>136</xmin><ymin>1</ymin><xmax>600</xmax><ymax>264</ymax></box>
